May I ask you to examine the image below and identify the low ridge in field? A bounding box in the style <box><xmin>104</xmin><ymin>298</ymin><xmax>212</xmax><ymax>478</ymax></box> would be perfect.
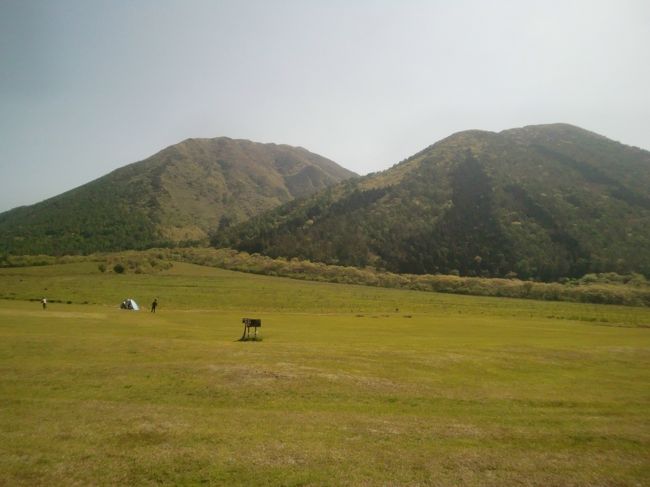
<box><xmin>0</xmin><ymin>138</ymin><xmax>356</xmax><ymax>254</ymax></box>
<box><xmin>218</xmin><ymin>124</ymin><xmax>650</xmax><ymax>280</ymax></box>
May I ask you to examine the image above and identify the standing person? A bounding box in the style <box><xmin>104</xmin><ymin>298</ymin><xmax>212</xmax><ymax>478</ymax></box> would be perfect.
<box><xmin>151</xmin><ymin>298</ymin><xmax>158</xmax><ymax>313</ymax></box>
<box><xmin>41</xmin><ymin>297</ymin><xmax>47</xmax><ymax>309</ymax></box>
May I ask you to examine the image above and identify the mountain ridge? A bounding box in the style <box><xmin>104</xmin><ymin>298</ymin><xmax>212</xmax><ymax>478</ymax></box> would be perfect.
<box><xmin>0</xmin><ymin>137</ymin><xmax>356</xmax><ymax>254</ymax></box>
<box><xmin>217</xmin><ymin>123</ymin><xmax>650</xmax><ymax>280</ymax></box>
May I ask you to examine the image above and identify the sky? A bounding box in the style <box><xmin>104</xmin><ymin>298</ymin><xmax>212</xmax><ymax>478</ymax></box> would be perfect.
<box><xmin>1</xmin><ymin>0</ymin><xmax>649</xmax><ymax>212</ymax></box>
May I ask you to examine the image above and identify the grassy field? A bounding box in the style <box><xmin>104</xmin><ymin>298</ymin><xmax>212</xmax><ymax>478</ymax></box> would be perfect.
<box><xmin>0</xmin><ymin>262</ymin><xmax>649</xmax><ymax>486</ymax></box>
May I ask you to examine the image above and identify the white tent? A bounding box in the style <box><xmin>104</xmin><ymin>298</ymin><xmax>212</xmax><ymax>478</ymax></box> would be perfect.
<box><xmin>120</xmin><ymin>298</ymin><xmax>140</xmax><ymax>311</ymax></box>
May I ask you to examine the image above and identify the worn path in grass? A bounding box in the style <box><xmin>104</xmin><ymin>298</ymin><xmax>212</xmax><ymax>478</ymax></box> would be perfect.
<box><xmin>0</xmin><ymin>262</ymin><xmax>649</xmax><ymax>485</ymax></box>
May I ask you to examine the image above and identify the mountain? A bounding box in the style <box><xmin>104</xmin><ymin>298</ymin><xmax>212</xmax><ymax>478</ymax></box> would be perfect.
<box><xmin>0</xmin><ymin>137</ymin><xmax>356</xmax><ymax>255</ymax></box>
<box><xmin>217</xmin><ymin>124</ymin><xmax>650</xmax><ymax>280</ymax></box>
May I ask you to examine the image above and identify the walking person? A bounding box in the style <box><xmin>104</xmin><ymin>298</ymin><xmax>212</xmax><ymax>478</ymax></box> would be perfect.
<box><xmin>41</xmin><ymin>297</ymin><xmax>47</xmax><ymax>309</ymax></box>
<box><xmin>151</xmin><ymin>298</ymin><xmax>158</xmax><ymax>313</ymax></box>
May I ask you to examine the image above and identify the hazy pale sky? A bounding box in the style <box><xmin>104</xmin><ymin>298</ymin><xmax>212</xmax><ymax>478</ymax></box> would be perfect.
<box><xmin>1</xmin><ymin>0</ymin><xmax>649</xmax><ymax>212</ymax></box>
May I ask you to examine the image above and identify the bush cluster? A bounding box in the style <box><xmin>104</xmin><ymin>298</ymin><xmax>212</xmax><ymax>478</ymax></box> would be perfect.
<box><xmin>3</xmin><ymin>248</ymin><xmax>649</xmax><ymax>307</ymax></box>
<box><xmin>169</xmin><ymin>248</ymin><xmax>650</xmax><ymax>307</ymax></box>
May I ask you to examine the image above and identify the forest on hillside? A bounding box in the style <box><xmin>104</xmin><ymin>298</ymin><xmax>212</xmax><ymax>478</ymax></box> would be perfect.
<box><xmin>216</xmin><ymin>126</ymin><xmax>650</xmax><ymax>281</ymax></box>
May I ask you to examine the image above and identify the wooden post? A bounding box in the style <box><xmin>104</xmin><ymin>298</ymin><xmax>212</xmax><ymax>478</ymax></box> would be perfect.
<box><xmin>240</xmin><ymin>318</ymin><xmax>248</xmax><ymax>341</ymax></box>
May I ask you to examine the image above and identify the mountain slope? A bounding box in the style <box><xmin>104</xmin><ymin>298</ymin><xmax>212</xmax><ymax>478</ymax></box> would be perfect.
<box><xmin>217</xmin><ymin>124</ymin><xmax>650</xmax><ymax>280</ymax></box>
<box><xmin>0</xmin><ymin>137</ymin><xmax>356</xmax><ymax>255</ymax></box>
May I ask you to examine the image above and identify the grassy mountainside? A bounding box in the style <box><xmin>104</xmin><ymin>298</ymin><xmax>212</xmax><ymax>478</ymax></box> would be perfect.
<box><xmin>218</xmin><ymin>124</ymin><xmax>650</xmax><ymax>280</ymax></box>
<box><xmin>0</xmin><ymin>138</ymin><xmax>356</xmax><ymax>255</ymax></box>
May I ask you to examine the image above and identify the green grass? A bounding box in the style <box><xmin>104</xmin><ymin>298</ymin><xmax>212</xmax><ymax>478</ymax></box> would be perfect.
<box><xmin>0</xmin><ymin>262</ymin><xmax>649</xmax><ymax>485</ymax></box>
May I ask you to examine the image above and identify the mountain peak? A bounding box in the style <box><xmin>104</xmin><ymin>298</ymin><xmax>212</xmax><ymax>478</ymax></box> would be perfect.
<box><xmin>219</xmin><ymin>124</ymin><xmax>650</xmax><ymax>280</ymax></box>
<box><xmin>0</xmin><ymin>138</ymin><xmax>356</xmax><ymax>254</ymax></box>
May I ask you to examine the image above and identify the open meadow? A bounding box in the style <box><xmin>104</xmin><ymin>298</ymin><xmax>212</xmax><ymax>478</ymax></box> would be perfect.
<box><xmin>0</xmin><ymin>261</ymin><xmax>649</xmax><ymax>486</ymax></box>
